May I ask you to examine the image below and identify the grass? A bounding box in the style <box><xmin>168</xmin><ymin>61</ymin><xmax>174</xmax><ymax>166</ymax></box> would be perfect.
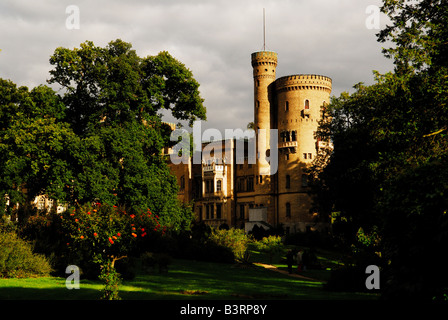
<box><xmin>0</xmin><ymin>257</ymin><xmax>378</xmax><ymax>300</ymax></box>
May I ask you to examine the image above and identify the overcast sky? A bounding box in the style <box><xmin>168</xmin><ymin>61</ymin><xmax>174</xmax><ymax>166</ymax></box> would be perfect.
<box><xmin>0</xmin><ymin>0</ymin><xmax>393</xmax><ymax>134</ymax></box>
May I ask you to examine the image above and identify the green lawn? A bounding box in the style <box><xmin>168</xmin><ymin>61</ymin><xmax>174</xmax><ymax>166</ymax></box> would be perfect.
<box><xmin>0</xmin><ymin>258</ymin><xmax>377</xmax><ymax>300</ymax></box>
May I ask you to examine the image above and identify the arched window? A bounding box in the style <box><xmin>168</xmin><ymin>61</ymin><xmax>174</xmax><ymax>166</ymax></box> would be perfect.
<box><xmin>217</xmin><ymin>179</ymin><xmax>222</xmax><ymax>192</ymax></box>
<box><xmin>285</xmin><ymin>101</ymin><xmax>289</xmax><ymax>111</ymax></box>
<box><xmin>286</xmin><ymin>175</ymin><xmax>291</xmax><ymax>189</ymax></box>
<box><xmin>291</xmin><ymin>130</ymin><xmax>297</xmax><ymax>141</ymax></box>
<box><xmin>305</xmin><ymin>99</ymin><xmax>310</xmax><ymax>110</ymax></box>
<box><xmin>286</xmin><ymin>202</ymin><xmax>291</xmax><ymax>218</ymax></box>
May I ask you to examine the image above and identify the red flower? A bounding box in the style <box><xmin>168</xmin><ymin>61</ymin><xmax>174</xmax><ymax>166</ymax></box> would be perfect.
<box><xmin>141</xmin><ymin>232</ymin><xmax>147</xmax><ymax>237</ymax></box>
<box><xmin>94</xmin><ymin>233</ymin><xmax>98</xmax><ymax>237</ymax></box>
<box><xmin>109</xmin><ymin>237</ymin><xmax>114</xmax><ymax>244</ymax></box>
<box><xmin>87</xmin><ymin>212</ymin><xmax>91</xmax><ymax>215</ymax></box>
<box><xmin>131</xmin><ymin>233</ymin><xmax>137</xmax><ymax>238</ymax></box>
<box><xmin>117</xmin><ymin>232</ymin><xmax>121</xmax><ymax>237</ymax></box>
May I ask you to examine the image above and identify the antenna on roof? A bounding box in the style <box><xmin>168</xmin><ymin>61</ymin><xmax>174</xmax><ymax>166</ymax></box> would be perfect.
<box><xmin>263</xmin><ymin>8</ymin><xmax>266</xmax><ymax>51</ymax></box>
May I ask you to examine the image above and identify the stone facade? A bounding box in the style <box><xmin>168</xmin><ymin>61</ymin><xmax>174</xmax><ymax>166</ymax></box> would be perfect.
<box><xmin>168</xmin><ymin>50</ymin><xmax>332</xmax><ymax>233</ymax></box>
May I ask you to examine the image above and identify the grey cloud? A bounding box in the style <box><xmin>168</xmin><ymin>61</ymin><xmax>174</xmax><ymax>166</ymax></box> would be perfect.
<box><xmin>0</xmin><ymin>0</ymin><xmax>393</xmax><ymax>134</ymax></box>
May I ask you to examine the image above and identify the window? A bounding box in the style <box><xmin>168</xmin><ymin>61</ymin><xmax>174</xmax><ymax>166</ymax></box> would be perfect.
<box><xmin>216</xmin><ymin>179</ymin><xmax>222</xmax><ymax>192</ymax></box>
<box><xmin>308</xmin><ymin>153</ymin><xmax>312</xmax><ymax>159</ymax></box>
<box><xmin>285</xmin><ymin>154</ymin><xmax>289</xmax><ymax>160</ymax></box>
<box><xmin>180</xmin><ymin>175</ymin><xmax>185</xmax><ymax>190</ymax></box>
<box><xmin>240</xmin><ymin>204</ymin><xmax>245</xmax><ymax>219</ymax></box>
<box><xmin>291</xmin><ymin>130</ymin><xmax>297</xmax><ymax>141</ymax></box>
<box><xmin>303</xmin><ymin>153</ymin><xmax>307</xmax><ymax>159</ymax></box>
<box><xmin>301</xmin><ymin>174</ymin><xmax>309</xmax><ymax>187</ymax></box>
<box><xmin>206</xmin><ymin>204</ymin><xmax>210</xmax><ymax>219</ymax></box>
<box><xmin>256</xmin><ymin>100</ymin><xmax>260</xmax><ymax>109</ymax></box>
<box><xmin>209</xmin><ymin>204</ymin><xmax>214</xmax><ymax>219</ymax></box>
<box><xmin>286</xmin><ymin>202</ymin><xmax>291</xmax><ymax>218</ymax></box>
<box><xmin>259</xmin><ymin>175</ymin><xmax>263</xmax><ymax>184</ymax></box>
<box><xmin>206</xmin><ymin>180</ymin><xmax>214</xmax><ymax>193</ymax></box>
<box><xmin>286</xmin><ymin>175</ymin><xmax>291</xmax><ymax>189</ymax></box>
<box><xmin>305</xmin><ymin>99</ymin><xmax>310</xmax><ymax>109</ymax></box>
<box><xmin>237</xmin><ymin>178</ymin><xmax>245</xmax><ymax>192</ymax></box>
<box><xmin>247</xmin><ymin>177</ymin><xmax>254</xmax><ymax>191</ymax></box>
<box><xmin>216</xmin><ymin>204</ymin><xmax>222</xmax><ymax>219</ymax></box>
<box><xmin>285</xmin><ymin>101</ymin><xmax>289</xmax><ymax>111</ymax></box>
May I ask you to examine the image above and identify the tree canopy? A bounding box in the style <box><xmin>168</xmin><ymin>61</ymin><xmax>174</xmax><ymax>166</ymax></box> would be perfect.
<box><xmin>0</xmin><ymin>39</ymin><xmax>206</xmax><ymax>230</ymax></box>
<box><xmin>311</xmin><ymin>1</ymin><xmax>448</xmax><ymax>299</ymax></box>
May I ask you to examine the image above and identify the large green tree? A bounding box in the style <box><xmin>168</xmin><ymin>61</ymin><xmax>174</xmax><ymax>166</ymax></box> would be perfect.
<box><xmin>1</xmin><ymin>39</ymin><xmax>206</xmax><ymax>230</ymax></box>
<box><xmin>312</xmin><ymin>0</ymin><xmax>448</xmax><ymax>299</ymax></box>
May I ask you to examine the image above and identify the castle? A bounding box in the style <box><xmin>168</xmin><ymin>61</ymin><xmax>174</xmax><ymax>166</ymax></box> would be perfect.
<box><xmin>168</xmin><ymin>50</ymin><xmax>332</xmax><ymax>234</ymax></box>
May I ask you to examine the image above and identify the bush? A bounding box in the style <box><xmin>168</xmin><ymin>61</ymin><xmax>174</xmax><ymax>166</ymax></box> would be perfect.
<box><xmin>0</xmin><ymin>231</ymin><xmax>52</xmax><ymax>278</ymax></box>
<box><xmin>252</xmin><ymin>235</ymin><xmax>285</xmax><ymax>264</ymax></box>
<box><xmin>208</xmin><ymin>228</ymin><xmax>252</xmax><ymax>262</ymax></box>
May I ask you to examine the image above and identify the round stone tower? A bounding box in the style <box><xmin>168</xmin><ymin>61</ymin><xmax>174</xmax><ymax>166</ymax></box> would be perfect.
<box><xmin>275</xmin><ymin>74</ymin><xmax>332</xmax><ymax>232</ymax></box>
<box><xmin>251</xmin><ymin>51</ymin><xmax>278</xmax><ymax>176</ymax></box>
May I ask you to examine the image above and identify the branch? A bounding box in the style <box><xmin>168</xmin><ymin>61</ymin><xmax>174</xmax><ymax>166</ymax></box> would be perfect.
<box><xmin>423</xmin><ymin>127</ymin><xmax>447</xmax><ymax>137</ymax></box>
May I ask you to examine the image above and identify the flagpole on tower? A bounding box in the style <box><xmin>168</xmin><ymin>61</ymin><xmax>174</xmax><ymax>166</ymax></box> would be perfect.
<box><xmin>263</xmin><ymin>8</ymin><xmax>266</xmax><ymax>51</ymax></box>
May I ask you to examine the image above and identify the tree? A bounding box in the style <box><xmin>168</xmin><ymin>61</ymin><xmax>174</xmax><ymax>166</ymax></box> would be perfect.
<box><xmin>0</xmin><ymin>80</ymin><xmax>75</xmax><ymax>218</ymax></box>
<box><xmin>48</xmin><ymin>39</ymin><xmax>206</xmax><ymax>135</ymax></box>
<box><xmin>45</xmin><ymin>39</ymin><xmax>205</xmax><ymax>229</ymax></box>
<box><xmin>1</xmin><ymin>40</ymin><xmax>205</xmax><ymax>231</ymax></box>
<box><xmin>311</xmin><ymin>0</ymin><xmax>448</xmax><ymax>299</ymax></box>
<box><xmin>60</xmin><ymin>202</ymin><xmax>166</xmax><ymax>299</ymax></box>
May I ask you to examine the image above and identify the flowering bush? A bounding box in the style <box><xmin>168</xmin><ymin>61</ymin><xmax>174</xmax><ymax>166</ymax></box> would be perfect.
<box><xmin>60</xmin><ymin>202</ymin><xmax>166</xmax><ymax>299</ymax></box>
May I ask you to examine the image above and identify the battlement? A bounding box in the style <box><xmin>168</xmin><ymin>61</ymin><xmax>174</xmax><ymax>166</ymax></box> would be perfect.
<box><xmin>251</xmin><ymin>51</ymin><xmax>278</xmax><ymax>67</ymax></box>
<box><xmin>275</xmin><ymin>74</ymin><xmax>332</xmax><ymax>93</ymax></box>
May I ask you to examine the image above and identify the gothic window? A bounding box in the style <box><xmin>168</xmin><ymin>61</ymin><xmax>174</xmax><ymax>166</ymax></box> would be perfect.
<box><xmin>286</xmin><ymin>175</ymin><xmax>291</xmax><ymax>189</ymax></box>
<box><xmin>286</xmin><ymin>202</ymin><xmax>291</xmax><ymax>218</ymax></box>
<box><xmin>285</xmin><ymin>101</ymin><xmax>289</xmax><ymax>111</ymax></box>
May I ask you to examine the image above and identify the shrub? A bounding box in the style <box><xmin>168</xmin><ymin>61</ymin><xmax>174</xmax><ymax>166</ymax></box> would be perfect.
<box><xmin>252</xmin><ymin>235</ymin><xmax>285</xmax><ymax>264</ymax></box>
<box><xmin>0</xmin><ymin>231</ymin><xmax>52</xmax><ymax>278</ymax></box>
<box><xmin>208</xmin><ymin>228</ymin><xmax>252</xmax><ymax>262</ymax></box>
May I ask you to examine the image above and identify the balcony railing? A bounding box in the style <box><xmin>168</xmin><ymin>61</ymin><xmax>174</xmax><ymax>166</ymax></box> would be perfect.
<box><xmin>203</xmin><ymin>164</ymin><xmax>224</xmax><ymax>172</ymax></box>
<box><xmin>278</xmin><ymin>141</ymin><xmax>298</xmax><ymax>149</ymax></box>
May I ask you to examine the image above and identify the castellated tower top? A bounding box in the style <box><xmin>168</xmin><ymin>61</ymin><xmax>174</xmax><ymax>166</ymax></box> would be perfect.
<box><xmin>251</xmin><ymin>51</ymin><xmax>278</xmax><ymax>68</ymax></box>
<box><xmin>275</xmin><ymin>74</ymin><xmax>332</xmax><ymax>94</ymax></box>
